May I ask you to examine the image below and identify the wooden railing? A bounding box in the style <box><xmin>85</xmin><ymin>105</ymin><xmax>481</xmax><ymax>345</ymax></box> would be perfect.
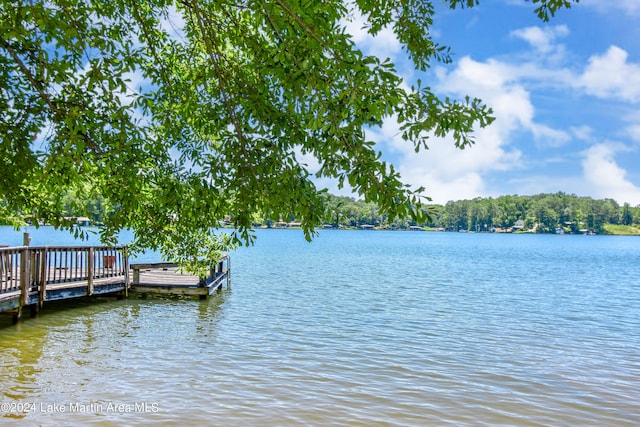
<box><xmin>0</xmin><ymin>245</ymin><xmax>128</xmax><ymax>304</ymax></box>
<box><xmin>1</xmin><ymin>243</ymin><xmax>230</xmax><ymax>321</ymax></box>
<box><xmin>0</xmin><ymin>246</ymin><xmax>22</xmax><ymax>294</ymax></box>
<box><xmin>43</xmin><ymin>246</ymin><xmax>126</xmax><ymax>283</ymax></box>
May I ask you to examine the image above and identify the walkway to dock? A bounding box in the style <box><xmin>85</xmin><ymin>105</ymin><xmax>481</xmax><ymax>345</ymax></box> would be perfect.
<box><xmin>0</xmin><ymin>242</ymin><xmax>230</xmax><ymax>323</ymax></box>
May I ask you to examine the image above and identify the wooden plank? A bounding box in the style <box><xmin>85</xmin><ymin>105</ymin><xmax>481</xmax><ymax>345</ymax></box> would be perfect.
<box><xmin>134</xmin><ymin>268</ymin><xmax>201</xmax><ymax>286</ymax></box>
<box><xmin>39</xmin><ymin>250</ymin><xmax>47</xmax><ymax>307</ymax></box>
<box><xmin>19</xmin><ymin>248</ymin><xmax>29</xmax><ymax>307</ymax></box>
<box><xmin>87</xmin><ymin>247</ymin><xmax>94</xmax><ymax>296</ymax></box>
<box><xmin>129</xmin><ymin>270</ymin><xmax>229</xmax><ymax>297</ymax></box>
<box><xmin>0</xmin><ymin>292</ymin><xmax>21</xmax><ymax>313</ymax></box>
<box><xmin>130</xmin><ymin>262</ymin><xmax>179</xmax><ymax>269</ymax></box>
<box><xmin>0</xmin><ymin>290</ymin><xmax>21</xmax><ymax>301</ymax></box>
<box><xmin>45</xmin><ymin>287</ymin><xmax>90</xmax><ymax>301</ymax></box>
<box><xmin>129</xmin><ymin>285</ymin><xmax>208</xmax><ymax>296</ymax></box>
<box><xmin>123</xmin><ymin>249</ymin><xmax>130</xmax><ymax>297</ymax></box>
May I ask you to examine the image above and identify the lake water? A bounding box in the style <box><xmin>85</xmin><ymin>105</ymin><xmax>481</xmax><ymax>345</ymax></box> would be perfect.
<box><xmin>1</xmin><ymin>227</ymin><xmax>639</xmax><ymax>426</ymax></box>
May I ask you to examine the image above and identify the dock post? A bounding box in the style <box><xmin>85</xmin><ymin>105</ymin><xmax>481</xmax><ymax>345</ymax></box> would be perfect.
<box><xmin>132</xmin><ymin>266</ymin><xmax>140</xmax><ymax>286</ymax></box>
<box><xmin>18</xmin><ymin>247</ymin><xmax>31</xmax><ymax>323</ymax></box>
<box><xmin>123</xmin><ymin>247</ymin><xmax>129</xmax><ymax>297</ymax></box>
<box><xmin>12</xmin><ymin>308</ymin><xmax>21</xmax><ymax>324</ymax></box>
<box><xmin>38</xmin><ymin>248</ymin><xmax>48</xmax><ymax>308</ymax></box>
<box><xmin>87</xmin><ymin>247</ymin><xmax>95</xmax><ymax>296</ymax></box>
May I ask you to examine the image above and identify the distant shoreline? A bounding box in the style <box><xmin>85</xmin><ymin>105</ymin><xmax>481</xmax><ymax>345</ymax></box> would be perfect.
<box><xmin>249</xmin><ymin>224</ymin><xmax>640</xmax><ymax>236</ymax></box>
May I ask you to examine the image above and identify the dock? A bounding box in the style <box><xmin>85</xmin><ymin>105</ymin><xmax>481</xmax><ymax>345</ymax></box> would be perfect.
<box><xmin>130</xmin><ymin>259</ymin><xmax>230</xmax><ymax>297</ymax></box>
<box><xmin>0</xmin><ymin>243</ymin><xmax>230</xmax><ymax>323</ymax></box>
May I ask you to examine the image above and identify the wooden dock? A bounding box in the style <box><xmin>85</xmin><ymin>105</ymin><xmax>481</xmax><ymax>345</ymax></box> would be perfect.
<box><xmin>0</xmin><ymin>243</ymin><xmax>230</xmax><ymax>323</ymax></box>
<box><xmin>129</xmin><ymin>258</ymin><xmax>230</xmax><ymax>298</ymax></box>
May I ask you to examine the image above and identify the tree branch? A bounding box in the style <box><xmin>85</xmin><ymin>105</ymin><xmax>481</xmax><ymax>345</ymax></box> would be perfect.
<box><xmin>0</xmin><ymin>37</ymin><xmax>103</xmax><ymax>153</ymax></box>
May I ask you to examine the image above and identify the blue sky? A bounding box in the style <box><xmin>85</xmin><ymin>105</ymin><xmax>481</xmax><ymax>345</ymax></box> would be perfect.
<box><xmin>339</xmin><ymin>0</ymin><xmax>640</xmax><ymax>205</ymax></box>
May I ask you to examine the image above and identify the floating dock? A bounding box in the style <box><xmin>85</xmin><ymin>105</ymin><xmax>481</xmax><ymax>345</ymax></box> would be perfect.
<box><xmin>129</xmin><ymin>259</ymin><xmax>230</xmax><ymax>298</ymax></box>
<box><xmin>0</xmin><ymin>242</ymin><xmax>230</xmax><ymax>323</ymax></box>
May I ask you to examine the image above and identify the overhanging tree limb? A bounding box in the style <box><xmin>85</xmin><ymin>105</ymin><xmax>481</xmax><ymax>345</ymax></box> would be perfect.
<box><xmin>0</xmin><ymin>0</ymin><xmax>578</xmax><ymax>271</ymax></box>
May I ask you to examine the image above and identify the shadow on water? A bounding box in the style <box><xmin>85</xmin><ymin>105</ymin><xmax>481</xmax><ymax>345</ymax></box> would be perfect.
<box><xmin>0</xmin><ymin>290</ymin><xmax>229</xmax><ymax>423</ymax></box>
<box><xmin>0</xmin><ymin>297</ymin><xmax>121</xmax><ymax>330</ymax></box>
<box><xmin>0</xmin><ymin>289</ymin><xmax>231</xmax><ymax>330</ymax></box>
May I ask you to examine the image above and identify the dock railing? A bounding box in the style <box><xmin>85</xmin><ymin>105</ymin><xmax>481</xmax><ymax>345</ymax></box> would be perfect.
<box><xmin>1</xmin><ymin>243</ymin><xmax>230</xmax><ymax>321</ymax></box>
<box><xmin>130</xmin><ymin>253</ymin><xmax>230</xmax><ymax>293</ymax></box>
<box><xmin>0</xmin><ymin>245</ymin><xmax>128</xmax><ymax>308</ymax></box>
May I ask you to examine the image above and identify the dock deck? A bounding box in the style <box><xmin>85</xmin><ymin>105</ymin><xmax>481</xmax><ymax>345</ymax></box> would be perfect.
<box><xmin>0</xmin><ymin>244</ymin><xmax>230</xmax><ymax>323</ymax></box>
<box><xmin>129</xmin><ymin>259</ymin><xmax>230</xmax><ymax>298</ymax></box>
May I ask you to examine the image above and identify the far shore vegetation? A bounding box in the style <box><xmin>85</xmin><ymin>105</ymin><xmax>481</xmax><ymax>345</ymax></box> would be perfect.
<box><xmin>4</xmin><ymin>191</ymin><xmax>639</xmax><ymax>236</ymax></box>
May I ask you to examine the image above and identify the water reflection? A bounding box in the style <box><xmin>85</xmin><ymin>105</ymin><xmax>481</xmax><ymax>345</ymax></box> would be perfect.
<box><xmin>0</xmin><ymin>324</ymin><xmax>45</xmax><ymax>404</ymax></box>
<box><xmin>197</xmin><ymin>289</ymin><xmax>228</xmax><ymax>320</ymax></box>
<box><xmin>0</xmin><ymin>293</ymin><xmax>228</xmax><ymax>425</ymax></box>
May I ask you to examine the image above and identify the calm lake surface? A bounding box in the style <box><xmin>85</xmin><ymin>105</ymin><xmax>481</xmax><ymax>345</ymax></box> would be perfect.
<box><xmin>1</xmin><ymin>227</ymin><xmax>639</xmax><ymax>426</ymax></box>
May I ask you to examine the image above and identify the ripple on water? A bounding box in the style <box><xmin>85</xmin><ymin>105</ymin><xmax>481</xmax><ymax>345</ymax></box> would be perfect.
<box><xmin>1</xmin><ymin>231</ymin><xmax>639</xmax><ymax>426</ymax></box>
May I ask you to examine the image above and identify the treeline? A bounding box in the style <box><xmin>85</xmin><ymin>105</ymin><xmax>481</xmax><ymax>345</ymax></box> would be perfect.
<box><xmin>430</xmin><ymin>193</ymin><xmax>638</xmax><ymax>233</ymax></box>
<box><xmin>320</xmin><ymin>193</ymin><xmax>640</xmax><ymax>234</ymax></box>
<box><xmin>0</xmin><ymin>186</ymin><xmax>110</xmax><ymax>227</ymax></box>
<box><xmin>6</xmin><ymin>190</ymin><xmax>640</xmax><ymax>235</ymax></box>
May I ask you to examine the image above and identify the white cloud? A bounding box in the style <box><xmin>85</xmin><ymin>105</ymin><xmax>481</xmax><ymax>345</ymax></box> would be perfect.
<box><xmin>337</xmin><ymin>3</ymin><xmax>640</xmax><ymax>204</ymax></box>
<box><xmin>627</xmin><ymin>125</ymin><xmax>640</xmax><ymax>143</ymax></box>
<box><xmin>581</xmin><ymin>0</ymin><xmax>640</xmax><ymax>15</ymax></box>
<box><xmin>342</xmin><ymin>8</ymin><xmax>402</xmax><ymax>60</ymax></box>
<box><xmin>371</xmin><ymin>118</ymin><xmax>498</xmax><ymax>202</ymax></box>
<box><xmin>582</xmin><ymin>143</ymin><xmax>640</xmax><ymax>205</ymax></box>
<box><xmin>510</xmin><ymin>25</ymin><xmax>569</xmax><ymax>54</ymax></box>
<box><xmin>507</xmin><ymin>173</ymin><xmax>586</xmax><ymax>197</ymax></box>
<box><xmin>364</xmin><ymin>52</ymin><xmax>585</xmax><ymax>203</ymax></box>
<box><xmin>159</xmin><ymin>5</ymin><xmax>187</xmax><ymax>41</ymax></box>
<box><xmin>373</xmin><ymin>112</ymin><xmax>521</xmax><ymax>205</ymax></box>
<box><xmin>570</xmin><ymin>125</ymin><xmax>594</xmax><ymax>141</ymax></box>
<box><xmin>434</xmin><ymin>57</ymin><xmax>568</xmax><ymax>146</ymax></box>
<box><xmin>530</xmin><ymin>123</ymin><xmax>572</xmax><ymax>147</ymax></box>
<box><xmin>575</xmin><ymin>46</ymin><xmax>640</xmax><ymax>102</ymax></box>
<box><xmin>401</xmin><ymin>29</ymin><xmax>640</xmax><ymax>204</ymax></box>
<box><xmin>392</xmin><ymin>38</ymin><xmax>640</xmax><ymax>203</ymax></box>
<box><xmin>435</xmin><ymin>58</ymin><xmax>535</xmax><ymax>140</ymax></box>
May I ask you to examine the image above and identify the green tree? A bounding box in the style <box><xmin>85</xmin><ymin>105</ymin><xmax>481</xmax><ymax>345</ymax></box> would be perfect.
<box><xmin>621</xmin><ymin>203</ymin><xmax>633</xmax><ymax>226</ymax></box>
<box><xmin>441</xmin><ymin>200</ymin><xmax>470</xmax><ymax>231</ymax></box>
<box><xmin>0</xmin><ymin>0</ymin><xmax>577</xmax><ymax>270</ymax></box>
<box><xmin>494</xmin><ymin>195</ymin><xmax>522</xmax><ymax>228</ymax></box>
<box><xmin>534</xmin><ymin>205</ymin><xmax>559</xmax><ymax>233</ymax></box>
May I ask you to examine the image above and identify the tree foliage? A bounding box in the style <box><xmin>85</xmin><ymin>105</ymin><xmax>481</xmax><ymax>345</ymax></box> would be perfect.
<box><xmin>322</xmin><ymin>192</ymin><xmax>637</xmax><ymax>234</ymax></box>
<box><xmin>432</xmin><ymin>193</ymin><xmax>636</xmax><ymax>234</ymax></box>
<box><xmin>38</xmin><ymin>190</ymin><xmax>639</xmax><ymax>235</ymax></box>
<box><xmin>0</xmin><ymin>0</ymin><xmax>578</xmax><ymax>268</ymax></box>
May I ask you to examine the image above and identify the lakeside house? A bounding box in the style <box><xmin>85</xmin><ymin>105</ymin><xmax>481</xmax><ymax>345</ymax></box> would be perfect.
<box><xmin>76</xmin><ymin>217</ymin><xmax>91</xmax><ymax>227</ymax></box>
